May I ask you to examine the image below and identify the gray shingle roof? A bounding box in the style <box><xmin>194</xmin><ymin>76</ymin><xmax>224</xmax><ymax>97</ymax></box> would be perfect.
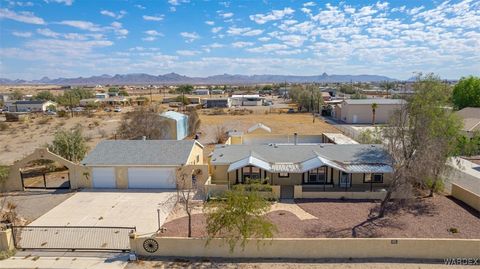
<box><xmin>211</xmin><ymin>144</ymin><xmax>390</xmax><ymax>165</ymax></box>
<box><xmin>344</xmin><ymin>99</ymin><xmax>405</xmax><ymax>105</ymax></box>
<box><xmin>82</xmin><ymin>140</ymin><xmax>197</xmax><ymax>166</ymax></box>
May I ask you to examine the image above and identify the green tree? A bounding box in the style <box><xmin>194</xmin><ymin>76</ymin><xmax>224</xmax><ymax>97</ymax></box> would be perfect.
<box><xmin>452</xmin><ymin>76</ymin><xmax>480</xmax><ymax>110</ymax></box>
<box><xmin>48</xmin><ymin>125</ymin><xmax>88</xmax><ymax>163</ymax></box>
<box><xmin>35</xmin><ymin>91</ymin><xmax>56</xmax><ymax>101</ymax></box>
<box><xmin>10</xmin><ymin>89</ymin><xmax>23</xmax><ymax>100</ymax></box>
<box><xmin>175</xmin><ymin>95</ymin><xmax>190</xmax><ymax>105</ymax></box>
<box><xmin>379</xmin><ymin>74</ymin><xmax>462</xmax><ymax>217</ymax></box>
<box><xmin>204</xmin><ymin>183</ymin><xmax>276</xmax><ymax>252</ymax></box>
<box><xmin>119</xmin><ymin>90</ymin><xmax>129</xmax><ymax>96</ymax></box>
<box><xmin>176</xmin><ymin>85</ymin><xmax>194</xmax><ymax>94</ymax></box>
<box><xmin>56</xmin><ymin>88</ymin><xmax>94</xmax><ymax>107</ymax></box>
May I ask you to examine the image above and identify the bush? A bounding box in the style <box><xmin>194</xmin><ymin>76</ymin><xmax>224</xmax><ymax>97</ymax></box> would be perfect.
<box><xmin>449</xmin><ymin>227</ymin><xmax>459</xmax><ymax>234</ymax></box>
<box><xmin>37</xmin><ymin>117</ymin><xmax>51</xmax><ymax>125</ymax></box>
<box><xmin>0</xmin><ymin>122</ymin><xmax>8</xmax><ymax>131</ymax></box>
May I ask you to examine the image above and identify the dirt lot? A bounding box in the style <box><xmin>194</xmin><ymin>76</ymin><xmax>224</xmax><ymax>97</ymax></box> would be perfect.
<box><xmin>160</xmin><ymin>195</ymin><xmax>480</xmax><ymax>239</ymax></box>
<box><xmin>197</xmin><ymin>112</ymin><xmax>339</xmax><ymax>145</ymax></box>
<box><xmin>0</xmin><ymin>111</ymin><xmax>124</xmax><ymax>165</ymax></box>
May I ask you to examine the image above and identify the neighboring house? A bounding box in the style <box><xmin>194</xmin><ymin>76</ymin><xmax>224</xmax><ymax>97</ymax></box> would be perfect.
<box><xmin>79</xmin><ymin>96</ymin><xmax>128</xmax><ymax>107</ymax></box>
<box><xmin>95</xmin><ymin>93</ymin><xmax>109</xmax><ymax>99</ymax></box>
<box><xmin>456</xmin><ymin>107</ymin><xmax>480</xmax><ymax>138</ymax></box>
<box><xmin>7</xmin><ymin>100</ymin><xmax>57</xmax><ymax>112</ymax></box>
<box><xmin>0</xmin><ymin>93</ymin><xmax>10</xmax><ymax>103</ymax></box>
<box><xmin>203</xmin><ymin>98</ymin><xmax>231</xmax><ymax>108</ymax></box>
<box><xmin>81</xmin><ymin>140</ymin><xmax>204</xmax><ymax>189</ymax></box>
<box><xmin>79</xmin><ymin>98</ymin><xmax>100</xmax><ymax>107</ymax></box>
<box><xmin>334</xmin><ymin>99</ymin><xmax>405</xmax><ymax>124</ymax></box>
<box><xmin>321</xmin><ymin>92</ymin><xmax>331</xmax><ymax>102</ymax></box>
<box><xmin>209</xmin><ymin>143</ymin><xmax>392</xmax><ymax>199</ymax></box>
<box><xmin>230</xmin><ymin>95</ymin><xmax>264</xmax><ymax>106</ymax></box>
<box><xmin>193</xmin><ymin>89</ymin><xmax>210</xmax><ymax>95</ymax></box>
<box><xmin>160</xmin><ymin>111</ymin><xmax>189</xmax><ymax>140</ymax></box>
<box><xmin>211</xmin><ymin>89</ymin><xmax>225</xmax><ymax>95</ymax></box>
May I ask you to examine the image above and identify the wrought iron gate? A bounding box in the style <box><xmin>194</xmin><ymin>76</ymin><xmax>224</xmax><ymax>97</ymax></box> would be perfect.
<box><xmin>11</xmin><ymin>226</ymin><xmax>135</xmax><ymax>251</ymax></box>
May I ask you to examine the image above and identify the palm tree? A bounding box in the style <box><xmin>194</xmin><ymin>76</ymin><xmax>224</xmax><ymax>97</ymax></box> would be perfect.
<box><xmin>371</xmin><ymin>103</ymin><xmax>378</xmax><ymax>125</ymax></box>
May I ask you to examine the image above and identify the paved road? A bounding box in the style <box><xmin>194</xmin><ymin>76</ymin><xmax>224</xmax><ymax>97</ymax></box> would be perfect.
<box><xmin>0</xmin><ymin>251</ymin><xmax>129</xmax><ymax>269</ymax></box>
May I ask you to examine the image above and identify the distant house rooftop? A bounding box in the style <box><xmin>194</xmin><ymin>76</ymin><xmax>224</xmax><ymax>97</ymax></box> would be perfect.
<box><xmin>14</xmin><ymin>100</ymin><xmax>53</xmax><ymax>105</ymax></box>
<box><xmin>343</xmin><ymin>99</ymin><xmax>405</xmax><ymax>105</ymax></box>
<box><xmin>456</xmin><ymin>107</ymin><xmax>480</xmax><ymax>133</ymax></box>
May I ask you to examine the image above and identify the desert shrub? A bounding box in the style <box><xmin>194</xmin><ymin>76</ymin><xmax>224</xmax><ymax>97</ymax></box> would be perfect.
<box><xmin>449</xmin><ymin>227</ymin><xmax>459</xmax><ymax>234</ymax></box>
<box><xmin>57</xmin><ymin>110</ymin><xmax>68</xmax><ymax>118</ymax></box>
<box><xmin>37</xmin><ymin>117</ymin><xmax>51</xmax><ymax>125</ymax></box>
<box><xmin>0</xmin><ymin>122</ymin><xmax>8</xmax><ymax>131</ymax></box>
<box><xmin>98</xmin><ymin>128</ymin><xmax>108</xmax><ymax>138</ymax></box>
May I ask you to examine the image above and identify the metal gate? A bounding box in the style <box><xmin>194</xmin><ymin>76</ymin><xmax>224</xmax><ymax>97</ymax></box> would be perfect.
<box><xmin>11</xmin><ymin>226</ymin><xmax>135</xmax><ymax>251</ymax></box>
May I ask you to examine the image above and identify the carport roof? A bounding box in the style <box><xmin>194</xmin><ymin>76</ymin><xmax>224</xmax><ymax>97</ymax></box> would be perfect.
<box><xmin>81</xmin><ymin>140</ymin><xmax>199</xmax><ymax>166</ymax></box>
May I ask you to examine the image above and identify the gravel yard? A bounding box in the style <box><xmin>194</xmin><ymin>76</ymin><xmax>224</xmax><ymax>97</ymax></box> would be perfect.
<box><xmin>160</xmin><ymin>195</ymin><xmax>480</xmax><ymax>239</ymax></box>
<box><xmin>1</xmin><ymin>190</ymin><xmax>75</xmax><ymax>223</ymax></box>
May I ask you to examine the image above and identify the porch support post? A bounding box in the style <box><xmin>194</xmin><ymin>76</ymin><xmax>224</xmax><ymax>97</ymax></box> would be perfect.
<box><xmin>370</xmin><ymin>175</ymin><xmax>373</xmax><ymax>192</ymax></box>
<box><xmin>43</xmin><ymin>173</ymin><xmax>47</xmax><ymax>188</ymax></box>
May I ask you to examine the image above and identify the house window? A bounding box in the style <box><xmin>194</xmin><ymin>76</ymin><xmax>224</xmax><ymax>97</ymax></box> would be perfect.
<box><xmin>278</xmin><ymin>172</ymin><xmax>289</xmax><ymax>178</ymax></box>
<box><xmin>196</xmin><ymin>155</ymin><xmax>200</xmax><ymax>163</ymax></box>
<box><xmin>308</xmin><ymin>167</ymin><xmax>327</xmax><ymax>183</ymax></box>
<box><xmin>364</xmin><ymin>173</ymin><xmax>384</xmax><ymax>183</ymax></box>
<box><xmin>242</xmin><ymin>166</ymin><xmax>261</xmax><ymax>181</ymax></box>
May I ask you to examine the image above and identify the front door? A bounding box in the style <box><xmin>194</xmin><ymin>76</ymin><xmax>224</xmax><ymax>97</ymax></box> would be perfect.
<box><xmin>339</xmin><ymin>172</ymin><xmax>351</xmax><ymax>188</ymax></box>
<box><xmin>280</xmin><ymin>185</ymin><xmax>294</xmax><ymax>199</ymax></box>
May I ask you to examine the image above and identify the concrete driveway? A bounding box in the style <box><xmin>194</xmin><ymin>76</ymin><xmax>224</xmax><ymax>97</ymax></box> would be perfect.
<box><xmin>29</xmin><ymin>189</ymin><xmax>177</xmax><ymax>235</ymax></box>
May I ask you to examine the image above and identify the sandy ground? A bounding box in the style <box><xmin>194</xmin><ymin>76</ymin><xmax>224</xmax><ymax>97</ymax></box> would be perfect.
<box><xmin>197</xmin><ymin>112</ymin><xmax>339</xmax><ymax>145</ymax></box>
<box><xmin>0</xmin><ymin>112</ymin><xmax>123</xmax><ymax>165</ymax></box>
<box><xmin>126</xmin><ymin>258</ymin><xmax>477</xmax><ymax>269</ymax></box>
<box><xmin>159</xmin><ymin>195</ymin><xmax>480</xmax><ymax>239</ymax></box>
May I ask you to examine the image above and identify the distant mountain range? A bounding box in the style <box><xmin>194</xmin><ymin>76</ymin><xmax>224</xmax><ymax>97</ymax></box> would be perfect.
<box><xmin>0</xmin><ymin>72</ymin><xmax>397</xmax><ymax>85</ymax></box>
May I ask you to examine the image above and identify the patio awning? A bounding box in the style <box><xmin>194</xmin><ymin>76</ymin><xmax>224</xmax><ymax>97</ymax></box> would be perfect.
<box><xmin>342</xmin><ymin>164</ymin><xmax>393</xmax><ymax>173</ymax></box>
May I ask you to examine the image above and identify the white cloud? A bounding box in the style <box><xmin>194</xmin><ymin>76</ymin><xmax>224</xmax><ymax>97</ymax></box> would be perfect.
<box><xmin>44</xmin><ymin>0</ymin><xmax>73</xmax><ymax>5</ymax></box>
<box><xmin>144</xmin><ymin>30</ymin><xmax>162</xmax><ymax>36</ymax></box>
<box><xmin>180</xmin><ymin>32</ymin><xmax>199</xmax><ymax>42</ymax></box>
<box><xmin>12</xmin><ymin>31</ymin><xmax>32</xmax><ymax>37</ymax></box>
<box><xmin>135</xmin><ymin>4</ymin><xmax>145</xmax><ymax>9</ymax></box>
<box><xmin>247</xmin><ymin>43</ymin><xmax>289</xmax><ymax>53</ymax></box>
<box><xmin>250</xmin><ymin>8</ymin><xmax>295</xmax><ymax>24</ymax></box>
<box><xmin>205</xmin><ymin>20</ymin><xmax>214</xmax><ymax>25</ymax></box>
<box><xmin>232</xmin><ymin>41</ymin><xmax>254</xmax><ymax>48</ymax></box>
<box><xmin>177</xmin><ymin>50</ymin><xmax>200</xmax><ymax>56</ymax></box>
<box><xmin>59</xmin><ymin>20</ymin><xmax>102</xmax><ymax>31</ymax></box>
<box><xmin>211</xmin><ymin>27</ymin><xmax>223</xmax><ymax>33</ymax></box>
<box><xmin>100</xmin><ymin>10</ymin><xmax>126</xmax><ymax>20</ymax></box>
<box><xmin>408</xmin><ymin>6</ymin><xmax>425</xmax><ymax>15</ymax></box>
<box><xmin>37</xmin><ymin>28</ymin><xmax>61</xmax><ymax>38</ymax></box>
<box><xmin>142</xmin><ymin>36</ymin><xmax>156</xmax><ymax>42</ymax></box>
<box><xmin>143</xmin><ymin>15</ymin><xmax>164</xmax><ymax>21</ymax></box>
<box><xmin>303</xmin><ymin>2</ymin><xmax>315</xmax><ymax>7</ymax></box>
<box><xmin>0</xmin><ymin>8</ymin><xmax>45</xmax><ymax>24</ymax></box>
<box><xmin>258</xmin><ymin>37</ymin><xmax>271</xmax><ymax>42</ymax></box>
<box><xmin>243</xmin><ymin>29</ymin><xmax>263</xmax><ymax>36</ymax></box>
<box><xmin>7</xmin><ymin>1</ymin><xmax>34</xmax><ymax>7</ymax></box>
<box><xmin>220</xmin><ymin>12</ymin><xmax>234</xmax><ymax>19</ymax></box>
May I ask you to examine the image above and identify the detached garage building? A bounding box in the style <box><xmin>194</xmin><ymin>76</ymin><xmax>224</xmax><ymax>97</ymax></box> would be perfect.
<box><xmin>334</xmin><ymin>99</ymin><xmax>405</xmax><ymax>124</ymax></box>
<box><xmin>81</xmin><ymin>140</ymin><xmax>204</xmax><ymax>189</ymax></box>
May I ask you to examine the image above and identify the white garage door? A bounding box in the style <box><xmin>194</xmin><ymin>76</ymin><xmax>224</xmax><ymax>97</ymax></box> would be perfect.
<box><xmin>92</xmin><ymin>167</ymin><xmax>116</xmax><ymax>188</ymax></box>
<box><xmin>127</xmin><ymin>168</ymin><xmax>176</xmax><ymax>189</ymax></box>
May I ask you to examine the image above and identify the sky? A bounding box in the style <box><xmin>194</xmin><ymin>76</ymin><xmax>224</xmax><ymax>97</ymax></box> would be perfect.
<box><xmin>0</xmin><ymin>0</ymin><xmax>479</xmax><ymax>80</ymax></box>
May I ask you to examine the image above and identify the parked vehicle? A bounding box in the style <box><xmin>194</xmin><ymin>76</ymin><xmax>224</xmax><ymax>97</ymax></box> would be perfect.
<box><xmin>45</xmin><ymin>110</ymin><xmax>57</xmax><ymax>115</ymax></box>
<box><xmin>104</xmin><ymin>108</ymin><xmax>112</xmax><ymax>112</ymax></box>
<box><xmin>287</xmin><ymin>108</ymin><xmax>295</xmax><ymax>113</ymax></box>
<box><xmin>114</xmin><ymin>107</ymin><xmax>122</xmax><ymax>112</ymax></box>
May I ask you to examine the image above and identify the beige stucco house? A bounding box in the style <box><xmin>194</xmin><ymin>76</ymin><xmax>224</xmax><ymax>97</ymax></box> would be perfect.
<box><xmin>334</xmin><ymin>99</ymin><xmax>405</xmax><ymax>124</ymax></box>
<box><xmin>208</xmin><ymin>143</ymin><xmax>393</xmax><ymax>199</ymax></box>
<box><xmin>2</xmin><ymin>140</ymin><xmax>207</xmax><ymax>192</ymax></box>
